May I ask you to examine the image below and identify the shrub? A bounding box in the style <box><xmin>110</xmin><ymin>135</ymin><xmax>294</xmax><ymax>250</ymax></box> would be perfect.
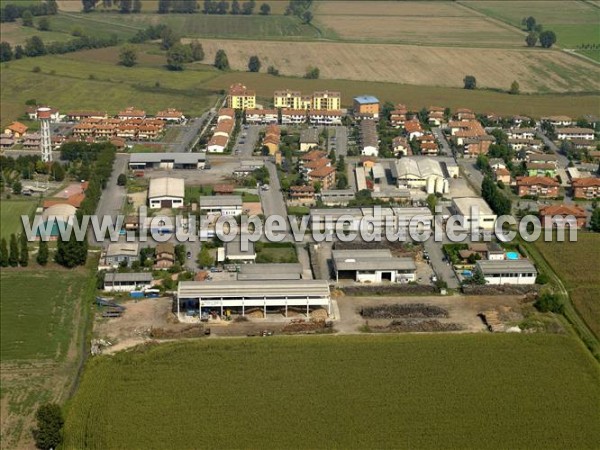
<box><xmin>534</xmin><ymin>292</ymin><xmax>563</xmax><ymax>314</ymax></box>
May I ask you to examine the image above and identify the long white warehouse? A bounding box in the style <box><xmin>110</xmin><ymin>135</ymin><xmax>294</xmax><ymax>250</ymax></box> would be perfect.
<box><xmin>177</xmin><ymin>280</ymin><xmax>331</xmax><ymax>317</ymax></box>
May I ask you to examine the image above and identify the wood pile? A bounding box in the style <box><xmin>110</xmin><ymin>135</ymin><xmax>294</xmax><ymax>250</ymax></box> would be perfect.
<box><xmin>361</xmin><ymin>303</ymin><xmax>449</xmax><ymax>319</ymax></box>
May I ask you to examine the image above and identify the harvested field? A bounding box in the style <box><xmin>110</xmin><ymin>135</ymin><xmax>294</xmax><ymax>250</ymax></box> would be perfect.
<box><xmin>315</xmin><ymin>1</ymin><xmax>473</xmax><ymax>16</ymax></box>
<box><xmin>361</xmin><ymin>303</ymin><xmax>449</xmax><ymax>319</ymax></box>
<box><xmin>197</xmin><ymin>39</ymin><xmax>600</xmax><ymax>93</ymax></box>
<box><xmin>315</xmin><ymin>15</ymin><xmax>523</xmax><ymax>46</ymax></box>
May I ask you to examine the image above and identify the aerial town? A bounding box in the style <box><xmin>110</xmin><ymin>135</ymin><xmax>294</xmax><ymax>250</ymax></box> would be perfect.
<box><xmin>1</xmin><ymin>0</ymin><xmax>599</xmax><ymax>448</ymax></box>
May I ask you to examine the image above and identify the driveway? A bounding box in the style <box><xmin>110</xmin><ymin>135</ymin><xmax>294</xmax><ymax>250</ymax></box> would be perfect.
<box><xmin>432</xmin><ymin>127</ymin><xmax>451</xmax><ymax>155</ymax></box>
<box><xmin>423</xmin><ymin>234</ymin><xmax>460</xmax><ymax>289</ymax></box>
<box><xmin>330</xmin><ymin>126</ymin><xmax>348</xmax><ymax>157</ymax></box>
<box><xmin>234</xmin><ymin>124</ymin><xmax>261</xmax><ymax>158</ymax></box>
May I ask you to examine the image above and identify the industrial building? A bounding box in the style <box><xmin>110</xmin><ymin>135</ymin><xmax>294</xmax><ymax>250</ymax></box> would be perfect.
<box><xmin>129</xmin><ymin>152</ymin><xmax>207</xmax><ymax>170</ymax></box>
<box><xmin>333</xmin><ymin>249</ymin><xmax>416</xmax><ymax>283</ymax></box>
<box><xmin>148</xmin><ymin>177</ymin><xmax>185</xmax><ymax>209</ymax></box>
<box><xmin>103</xmin><ymin>272</ymin><xmax>153</xmax><ymax>292</ymax></box>
<box><xmin>391</xmin><ymin>157</ymin><xmax>449</xmax><ymax>194</ymax></box>
<box><xmin>35</xmin><ymin>204</ymin><xmax>77</xmax><ymax>240</ymax></box>
<box><xmin>102</xmin><ymin>242</ymin><xmax>140</xmax><ymax>268</ymax></box>
<box><xmin>451</xmin><ymin>197</ymin><xmax>497</xmax><ymax>231</ymax></box>
<box><xmin>475</xmin><ymin>260</ymin><xmax>537</xmax><ymax>285</ymax></box>
<box><xmin>224</xmin><ymin>240</ymin><xmax>256</xmax><ymax>263</ymax></box>
<box><xmin>237</xmin><ymin>263</ymin><xmax>303</xmax><ymax>281</ymax></box>
<box><xmin>199</xmin><ymin>195</ymin><xmax>243</xmax><ymax>216</ymax></box>
<box><xmin>177</xmin><ymin>280</ymin><xmax>331</xmax><ymax>317</ymax></box>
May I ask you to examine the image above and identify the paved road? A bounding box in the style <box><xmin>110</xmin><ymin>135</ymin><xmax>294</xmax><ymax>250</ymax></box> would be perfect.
<box><xmin>328</xmin><ymin>126</ymin><xmax>348</xmax><ymax>157</ymax></box>
<box><xmin>90</xmin><ymin>153</ymin><xmax>128</xmax><ymax>246</ymax></box>
<box><xmin>233</xmin><ymin>124</ymin><xmax>261</xmax><ymax>158</ymax></box>
<box><xmin>260</xmin><ymin>160</ymin><xmax>293</xmax><ymax>241</ymax></box>
<box><xmin>432</xmin><ymin>127</ymin><xmax>451</xmax><ymax>155</ymax></box>
<box><xmin>457</xmin><ymin>159</ymin><xmax>483</xmax><ymax>195</ymax></box>
<box><xmin>423</xmin><ymin>232</ymin><xmax>460</xmax><ymax>289</ymax></box>
<box><xmin>536</xmin><ymin>127</ymin><xmax>569</xmax><ymax>168</ymax></box>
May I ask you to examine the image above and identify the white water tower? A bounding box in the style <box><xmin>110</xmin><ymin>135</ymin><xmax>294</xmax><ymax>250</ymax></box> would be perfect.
<box><xmin>37</xmin><ymin>107</ymin><xmax>52</xmax><ymax>163</ymax></box>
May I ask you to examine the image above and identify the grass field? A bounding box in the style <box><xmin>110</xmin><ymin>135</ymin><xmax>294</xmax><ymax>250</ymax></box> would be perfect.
<box><xmin>534</xmin><ymin>233</ymin><xmax>600</xmax><ymax>339</ymax></box>
<box><xmin>314</xmin><ymin>1</ymin><xmax>474</xmax><ymax>16</ymax></box>
<box><xmin>462</xmin><ymin>0</ymin><xmax>600</xmax><ymax>61</ymax></box>
<box><xmin>63</xmin><ymin>334</ymin><xmax>600</xmax><ymax>449</ymax></box>
<box><xmin>205</xmin><ymin>71</ymin><xmax>600</xmax><ymax>117</ymax></box>
<box><xmin>0</xmin><ymin>49</ymin><xmax>220</xmax><ymax>125</ymax></box>
<box><xmin>0</xmin><ymin>199</ymin><xmax>37</xmax><ymax>239</ymax></box>
<box><xmin>195</xmin><ymin>38</ymin><xmax>600</xmax><ymax>93</ymax></box>
<box><xmin>0</xmin><ymin>266</ymin><xmax>95</xmax><ymax>448</ymax></box>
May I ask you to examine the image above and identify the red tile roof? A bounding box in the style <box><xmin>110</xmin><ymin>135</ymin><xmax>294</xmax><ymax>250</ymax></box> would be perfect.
<box><xmin>539</xmin><ymin>204</ymin><xmax>586</xmax><ymax>217</ymax></box>
<box><xmin>572</xmin><ymin>177</ymin><xmax>600</xmax><ymax>188</ymax></box>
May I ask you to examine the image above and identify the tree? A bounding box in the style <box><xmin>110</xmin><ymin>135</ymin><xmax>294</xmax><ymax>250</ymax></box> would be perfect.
<box><xmin>2</xmin><ymin>4</ymin><xmax>20</xmax><ymax>21</ymax></box>
<box><xmin>133</xmin><ymin>0</ymin><xmax>142</xmax><ymax>12</ymax></box>
<box><xmin>22</xmin><ymin>10</ymin><xmax>34</xmax><ymax>27</ymax></box>
<box><xmin>158</xmin><ymin>0</ymin><xmax>171</xmax><ymax>13</ymax></box>
<box><xmin>32</xmin><ymin>403</ymin><xmax>64</xmax><ymax>450</ymax></box>
<box><xmin>197</xmin><ymin>246</ymin><xmax>213</xmax><ymax>268</ymax></box>
<box><xmin>469</xmin><ymin>267</ymin><xmax>487</xmax><ymax>285</ymax></box>
<box><xmin>160</xmin><ymin>26</ymin><xmax>178</xmax><ymax>50</ymax></box>
<box><xmin>0</xmin><ymin>238</ymin><xmax>8</xmax><ymax>267</ymax></box>
<box><xmin>509</xmin><ymin>80</ymin><xmax>520</xmax><ymax>95</ymax></box>
<box><xmin>247</xmin><ymin>55</ymin><xmax>261</xmax><ymax>72</ymax></box>
<box><xmin>8</xmin><ymin>234</ymin><xmax>19</xmax><ymax>267</ymax></box>
<box><xmin>259</xmin><ymin>2</ymin><xmax>270</xmax><ymax>14</ymax></box>
<box><xmin>82</xmin><ymin>0</ymin><xmax>97</xmax><ymax>13</ymax></box>
<box><xmin>302</xmin><ymin>10</ymin><xmax>312</xmax><ymax>24</ymax></box>
<box><xmin>119</xmin><ymin>0</ymin><xmax>132</xmax><ymax>13</ymax></box>
<box><xmin>463</xmin><ymin>75</ymin><xmax>476</xmax><ymax>90</ymax></box>
<box><xmin>590</xmin><ymin>207</ymin><xmax>600</xmax><ymax>232</ymax></box>
<box><xmin>19</xmin><ymin>233</ymin><xmax>29</xmax><ymax>267</ymax></box>
<box><xmin>267</xmin><ymin>65</ymin><xmax>279</xmax><ymax>76</ymax></box>
<box><xmin>14</xmin><ymin>45</ymin><xmax>25</xmax><ymax>59</ymax></box>
<box><xmin>242</xmin><ymin>0</ymin><xmax>255</xmax><ymax>14</ymax></box>
<box><xmin>51</xmin><ymin>162</ymin><xmax>65</xmax><ymax>181</ymax></box>
<box><xmin>37</xmin><ymin>17</ymin><xmax>50</xmax><ymax>31</ymax></box>
<box><xmin>55</xmin><ymin>222</ymin><xmax>88</xmax><ymax>268</ymax></box>
<box><xmin>24</xmin><ymin>36</ymin><xmax>46</xmax><ymax>57</ymax></box>
<box><xmin>304</xmin><ymin>66</ymin><xmax>319</xmax><ymax>79</ymax></box>
<box><xmin>539</xmin><ymin>30</ymin><xmax>557</xmax><ymax>48</ymax></box>
<box><xmin>525</xmin><ymin>32</ymin><xmax>538</xmax><ymax>47</ymax></box>
<box><xmin>534</xmin><ymin>292</ymin><xmax>563</xmax><ymax>313</ymax></box>
<box><xmin>521</xmin><ymin>16</ymin><xmax>536</xmax><ymax>31</ymax></box>
<box><xmin>37</xmin><ymin>240</ymin><xmax>49</xmax><ymax>266</ymax></box>
<box><xmin>12</xmin><ymin>180</ymin><xmax>22</xmax><ymax>195</ymax></box>
<box><xmin>118</xmin><ymin>44</ymin><xmax>137</xmax><ymax>67</ymax></box>
<box><xmin>117</xmin><ymin>173</ymin><xmax>127</xmax><ymax>186</ymax></box>
<box><xmin>214</xmin><ymin>49</ymin><xmax>230</xmax><ymax>70</ymax></box>
<box><xmin>189</xmin><ymin>40</ymin><xmax>204</xmax><ymax>61</ymax></box>
<box><xmin>167</xmin><ymin>43</ymin><xmax>191</xmax><ymax>70</ymax></box>
<box><xmin>0</xmin><ymin>41</ymin><xmax>13</xmax><ymax>62</ymax></box>
<box><xmin>231</xmin><ymin>0</ymin><xmax>241</xmax><ymax>14</ymax></box>
<box><xmin>216</xmin><ymin>0</ymin><xmax>229</xmax><ymax>14</ymax></box>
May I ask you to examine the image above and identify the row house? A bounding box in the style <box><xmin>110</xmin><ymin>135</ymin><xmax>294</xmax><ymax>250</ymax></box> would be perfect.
<box><xmin>556</xmin><ymin>127</ymin><xmax>595</xmax><ymax>141</ymax></box>
<box><xmin>526</xmin><ymin>162</ymin><xmax>557</xmax><ymax>178</ymax></box>
<box><xmin>571</xmin><ymin>138</ymin><xmax>597</xmax><ymax>150</ymax></box>
<box><xmin>455</xmin><ymin>108</ymin><xmax>475</xmax><ymax>121</ymax></box>
<box><xmin>516</xmin><ymin>176</ymin><xmax>560</xmax><ymax>198</ymax></box>
<box><xmin>528</xmin><ymin>153</ymin><xmax>558</xmax><ymax>168</ymax></box>
<box><xmin>420</xmin><ymin>141</ymin><xmax>439</xmax><ymax>156</ymax></box>
<box><xmin>214</xmin><ymin>119</ymin><xmax>235</xmax><ymax>138</ymax></box>
<box><xmin>289</xmin><ymin>185</ymin><xmax>316</xmax><ymax>206</ymax></box>
<box><xmin>138</xmin><ymin>126</ymin><xmax>160</xmax><ymax>141</ymax></box>
<box><xmin>66</xmin><ymin>110</ymin><xmax>107</xmax><ymax>121</ymax></box>
<box><xmin>117</xmin><ymin>125</ymin><xmax>137</xmax><ymax>140</ymax></box>
<box><xmin>539</xmin><ymin>204</ymin><xmax>587</xmax><ymax>229</ymax></box>
<box><xmin>73</xmin><ymin>123</ymin><xmax>95</xmax><ymax>138</ymax></box>
<box><xmin>118</xmin><ymin>106</ymin><xmax>146</xmax><ymax>120</ymax></box>
<box><xmin>262</xmin><ymin>124</ymin><xmax>280</xmax><ymax>155</ymax></box>
<box><xmin>281</xmin><ymin>109</ymin><xmax>307</xmax><ymax>125</ymax></box>
<box><xmin>572</xmin><ymin>177</ymin><xmax>600</xmax><ymax>199</ymax></box>
<box><xmin>494</xmin><ymin>167</ymin><xmax>511</xmax><ymax>184</ymax></box>
<box><xmin>228</xmin><ymin>83</ymin><xmax>256</xmax><ymax>110</ymax></box>
<box><xmin>404</xmin><ymin>119</ymin><xmax>424</xmax><ymax>140</ymax></box>
<box><xmin>392</xmin><ymin>136</ymin><xmax>410</xmax><ymax>156</ymax></box>
<box><xmin>245</xmin><ymin>108</ymin><xmax>278</xmax><ymax>125</ymax></box>
<box><xmin>512</xmin><ymin>115</ymin><xmax>532</xmax><ymax>126</ymax></box>
<box><xmin>94</xmin><ymin>124</ymin><xmax>117</xmax><ymax>139</ymax></box>
<box><xmin>428</xmin><ymin>106</ymin><xmax>445</xmax><ymax>126</ymax></box>
<box><xmin>308</xmin><ymin>109</ymin><xmax>343</xmax><ymax>126</ymax></box>
<box><xmin>507</xmin><ymin>127</ymin><xmax>536</xmax><ymax>140</ymax></box>
<box><xmin>156</xmin><ymin>108</ymin><xmax>185</xmax><ymax>123</ymax></box>
<box><xmin>207</xmin><ymin>135</ymin><xmax>229</xmax><ymax>153</ymax></box>
<box><xmin>390</xmin><ymin>104</ymin><xmax>408</xmax><ymax>127</ymax></box>
<box><xmin>217</xmin><ymin>108</ymin><xmax>235</xmax><ymax>123</ymax></box>
<box><xmin>508</xmin><ymin>138</ymin><xmax>542</xmax><ymax>151</ymax></box>
<box><xmin>463</xmin><ymin>136</ymin><xmax>494</xmax><ymax>157</ymax></box>
<box><xmin>541</xmin><ymin>115</ymin><xmax>573</xmax><ymax>126</ymax></box>
<box><xmin>22</xmin><ymin>133</ymin><xmax>41</xmax><ymax>149</ymax></box>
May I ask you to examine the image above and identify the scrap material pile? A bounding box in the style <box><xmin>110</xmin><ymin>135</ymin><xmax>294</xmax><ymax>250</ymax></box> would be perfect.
<box><xmin>372</xmin><ymin>320</ymin><xmax>463</xmax><ymax>333</ymax></box>
<box><xmin>361</xmin><ymin>303</ymin><xmax>449</xmax><ymax>319</ymax></box>
<box><xmin>281</xmin><ymin>319</ymin><xmax>333</xmax><ymax>333</ymax></box>
<box><xmin>149</xmin><ymin>325</ymin><xmax>206</xmax><ymax>339</ymax></box>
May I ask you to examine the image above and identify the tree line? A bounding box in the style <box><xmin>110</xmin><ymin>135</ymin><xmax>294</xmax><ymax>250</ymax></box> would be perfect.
<box><xmin>522</xmin><ymin>16</ymin><xmax>557</xmax><ymax>49</ymax></box>
<box><xmin>0</xmin><ymin>0</ymin><xmax>57</xmax><ymax>23</ymax></box>
<box><xmin>481</xmin><ymin>175</ymin><xmax>512</xmax><ymax>216</ymax></box>
<box><xmin>0</xmin><ymin>34</ymin><xmax>118</xmax><ymax>62</ymax></box>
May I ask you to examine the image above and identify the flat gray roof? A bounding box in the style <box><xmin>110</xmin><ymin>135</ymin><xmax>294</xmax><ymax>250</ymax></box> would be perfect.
<box><xmin>300</xmin><ymin>128</ymin><xmax>319</xmax><ymax>143</ymax></box>
<box><xmin>476</xmin><ymin>259</ymin><xmax>537</xmax><ymax>275</ymax></box>
<box><xmin>333</xmin><ymin>249</ymin><xmax>416</xmax><ymax>272</ymax></box>
<box><xmin>105</xmin><ymin>272</ymin><xmax>153</xmax><ymax>283</ymax></box>
<box><xmin>310</xmin><ymin>208</ymin><xmax>363</xmax><ymax>218</ymax></box>
<box><xmin>452</xmin><ymin>197</ymin><xmax>495</xmax><ymax>217</ymax></box>
<box><xmin>321</xmin><ymin>189</ymin><xmax>355</xmax><ymax>199</ymax></box>
<box><xmin>129</xmin><ymin>152</ymin><xmax>206</xmax><ymax>164</ymax></box>
<box><xmin>106</xmin><ymin>242</ymin><xmax>139</xmax><ymax>257</ymax></box>
<box><xmin>178</xmin><ymin>280</ymin><xmax>330</xmax><ymax>298</ymax></box>
<box><xmin>237</xmin><ymin>263</ymin><xmax>302</xmax><ymax>281</ymax></box>
<box><xmin>225</xmin><ymin>240</ymin><xmax>255</xmax><ymax>257</ymax></box>
<box><xmin>199</xmin><ymin>195</ymin><xmax>243</xmax><ymax>208</ymax></box>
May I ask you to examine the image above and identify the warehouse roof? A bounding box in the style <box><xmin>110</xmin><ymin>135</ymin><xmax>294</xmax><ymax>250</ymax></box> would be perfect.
<box><xmin>199</xmin><ymin>195</ymin><xmax>243</xmax><ymax>208</ymax></box>
<box><xmin>452</xmin><ymin>197</ymin><xmax>494</xmax><ymax>216</ymax></box>
<box><xmin>148</xmin><ymin>177</ymin><xmax>185</xmax><ymax>199</ymax></box>
<box><xmin>225</xmin><ymin>240</ymin><xmax>255</xmax><ymax>258</ymax></box>
<box><xmin>105</xmin><ymin>242</ymin><xmax>140</xmax><ymax>257</ymax></box>
<box><xmin>129</xmin><ymin>152</ymin><xmax>206</xmax><ymax>164</ymax></box>
<box><xmin>177</xmin><ymin>279</ymin><xmax>330</xmax><ymax>298</ymax></box>
<box><xmin>476</xmin><ymin>259</ymin><xmax>537</xmax><ymax>275</ymax></box>
<box><xmin>237</xmin><ymin>263</ymin><xmax>303</xmax><ymax>281</ymax></box>
<box><xmin>354</xmin><ymin>95</ymin><xmax>379</xmax><ymax>104</ymax></box>
<box><xmin>333</xmin><ymin>249</ymin><xmax>416</xmax><ymax>271</ymax></box>
<box><xmin>300</xmin><ymin>128</ymin><xmax>319</xmax><ymax>143</ymax></box>
<box><xmin>104</xmin><ymin>272</ymin><xmax>153</xmax><ymax>283</ymax></box>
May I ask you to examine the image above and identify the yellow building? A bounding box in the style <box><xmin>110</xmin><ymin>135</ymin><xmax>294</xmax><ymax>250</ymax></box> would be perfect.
<box><xmin>227</xmin><ymin>83</ymin><xmax>256</xmax><ymax>110</ymax></box>
<box><xmin>313</xmin><ymin>90</ymin><xmax>341</xmax><ymax>111</ymax></box>
<box><xmin>274</xmin><ymin>90</ymin><xmax>303</xmax><ymax>109</ymax></box>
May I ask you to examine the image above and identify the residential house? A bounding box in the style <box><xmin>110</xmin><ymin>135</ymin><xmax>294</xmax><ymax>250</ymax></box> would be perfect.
<box><xmin>22</xmin><ymin>133</ymin><xmax>41</xmax><ymax>149</ymax></box>
<box><xmin>526</xmin><ymin>162</ymin><xmax>557</xmax><ymax>177</ymax></box>
<box><xmin>0</xmin><ymin>136</ymin><xmax>14</xmax><ymax>148</ymax></box>
<box><xmin>427</xmin><ymin>106</ymin><xmax>445</xmax><ymax>126</ymax></box>
<box><xmin>572</xmin><ymin>177</ymin><xmax>600</xmax><ymax>199</ymax></box>
<box><xmin>245</xmin><ymin>108</ymin><xmax>278</xmax><ymax>125</ymax></box>
<box><xmin>463</xmin><ymin>136</ymin><xmax>494</xmax><ymax>157</ymax></box>
<box><xmin>104</xmin><ymin>242</ymin><xmax>140</xmax><ymax>268</ymax></box>
<box><xmin>455</xmin><ymin>108</ymin><xmax>475</xmax><ymax>121</ymax></box>
<box><xmin>508</xmin><ymin>138</ymin><xmax>542</xmax><ymax>151</ymax></box>
<box><xmin>507</xmin><ymin>128</ymin><xmax>536</xmax><ymax>140</ymax></box>
<box><xmin>516</xmin><ymin>176</ymin><xmax>560</xmax><ymax>198</ymax></box>
<box><xmin>353</xmin><ymin>95</ymin><xmax>380</xmax><ymax>119</ymax></box>
<box><xmin>539</xmin><ymin>204</ymin><xmax>587</xmax><ymax>229</ymax></box>
<box><xmin>118</xmin><ymin>107</ymin><xmax>146</xmax><ymax>120</ymax></box>
<box><xmin>494</xmin><ymin>167</ymin><xmax>511</xmax><ymax>184</ymax></box>
<box><xmin>392</xmin><ymin>136</ymin><xmax>410</xmax><ymax>156</ymax></box>
<box><xmin>390</xmin><ymin>104</ymin><xmax>408</xmax><ymax>127</ymax></box>
<box><xmin>360</xmin><ymin>119</ymin><xmax>378</xmax><ymax>156</ymax></box>
<box><xmin>307</xmin><ymin>165</ymin><xmax>336</xmax><ymax>190</ymax></box>
<box><xmin>156</xmin><ymin>108</ymin><xmax>185</xmax><ymax>123</ymax></box>
<box><xmin>528</xmin><ymin>153</ymin><xmax>558</xmax><ymax>167</ymax></box>
<box><xmin>66</xmin><ymin>110</ymin><xmax>107</xmax><ymax>121</ymax></box>
<box><xmin>262</xmin><ymin>124</ymin><xmax>280</xmax><ymax>155</ymax></box>
<box><xmin>154</xmin><ymin>243</ymin><xmax>176</xmax><ymax>270</ymax></box>
<box><xmin>556</xmin><ymin>128</ymin><xmax>595</xmax><ymax>141</ymax></box>
<box><xmin>4</xmin><ymin>122</ymin><xmax>28</xmax><ymax>138</ymax></box>
<box><xmin>217</xmin><ymin>108</ymin><xmax>235</xmax><ymax>122</ymax></box>
<box><xmin>227</xmin><ymin>83</ymin><xmax>256</xmax><ymax>110</ymax></box>
<box><xmin>476</xmin><ymin>260</ymin><xmax>537</xmax><ymax>285</ymax></box>
<box><xmin>213</xmin><ymin>119</ymin><xmax>234</xmax><ymax>138</ymax></box>
<box><xmin>541</xmin><ymin>115</ymin><xmax>573</xmax><ymax>126</ymax></box>
<box><xmin>300</xmin><ymin>150</ymin><xmax>327</xmax><ymax>165</ymax></box>
<box><xmin>404</xmin><ymin>119</ymin><xmax>424</xmax><ymax>140</ymax></box>
<box><xmin>289</xmin><ymin>185</ymin><xmax>316</xmax><ymax>206</ymax></box>
<box><xmin>26</xmin><ymin>106</ymin><xmax>60</xmax><ymax>121</ymax></box>
<box><xmin>281</xmin><ymin>109</ymin><xmax>307</xmax><ymax>125</ymax></box>
<box><xmin>308</xmin><ymin>110</ymin><xmax>343</xmax><ymax>126</ymax></box>
<box><xmin>207</xmin><ymin>135</ymin><xmax>229</xmax><ymax>153</ymax></box>
<box><xmin>300</xmin><ymin>128</ymin><xmax>319</xmax><ymax>152</ymax></box>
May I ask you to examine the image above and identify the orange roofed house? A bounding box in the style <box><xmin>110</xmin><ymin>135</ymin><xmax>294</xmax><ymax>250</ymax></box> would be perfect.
<box><xmin>539</xmin><ymin>204</ymin><xmax>587</xmax><ymax>229</ymax></box>
<box><xmin>572</xmin><ymin>177</ymin><xmax>600</xmax><ymax>199</ymax></box>
<box><xmin>308</xmin><ymin>166</ymin><xmax>336</xmax><ymax>190</ymax></box>
<box><xmin>4</xmin><ymin>122</ymin><xmax>28</xmax><ymax>138</ymax></box>
<box><xmin>516</xmin><ymin>176</ymin><xmax>560</xmax><ymax>198</ymax></box>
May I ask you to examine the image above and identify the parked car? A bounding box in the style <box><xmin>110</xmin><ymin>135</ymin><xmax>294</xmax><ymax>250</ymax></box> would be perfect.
<box><xmin>186</xmin><ymin>251</ymin><xmax>192</xmax><ymax>259</ymax></box>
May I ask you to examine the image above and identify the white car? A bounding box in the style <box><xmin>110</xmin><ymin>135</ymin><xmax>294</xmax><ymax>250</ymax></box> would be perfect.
<box><xmin>261</xmin><ymin>184</ymin><xmax>270</xmax><ymax>191</ymax></box>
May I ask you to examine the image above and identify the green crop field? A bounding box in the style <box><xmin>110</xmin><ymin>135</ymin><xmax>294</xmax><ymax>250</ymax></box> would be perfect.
<box><xmin>534</xmin><ymin>233</ymin><xmax>600</xmax><ymax>339</ymax></box>
<box><xmin>203</xmin><ymin>71</ymin><xmax>600</xmax><ymax>118</ymax></box>
<box><xmin>462</xmin><ymin>0</ymin><xmax>600</xmax><ymax>61</ymax></box>
<box><xmin>63</xmin><ymin>334</ymin><xmax>600</xmax><ymax>449</ymax></box>
<box><xmin>0</xmin><ymin>50</ymin><xmax>220</xmax><ymax>125</ymax></box>
<box><xmin>0</xmin><ymin>266</ymin><xmax>95</xmax><ymax>448</ymax></box>
<box><xmin>0</xmin><ymin>199</ymin><xmax>37</xmax><ymax>239</ymax></box>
